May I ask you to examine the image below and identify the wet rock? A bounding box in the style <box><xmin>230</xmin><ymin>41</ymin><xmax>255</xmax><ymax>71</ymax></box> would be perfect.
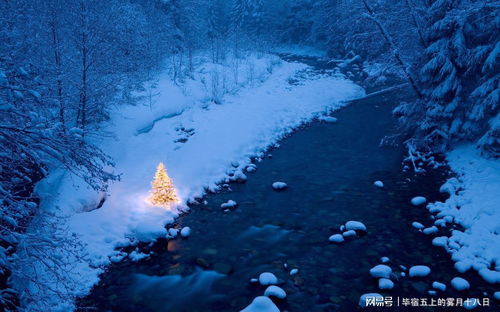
<box><xmin>195</xmin><ymin>257</ymin><xmax>210</xmax><ymax>269</ymax></box>
<box><xmin>213</xmin><ymin>263</ymin><xmax>233</xmax><ymax>275</ymax></box>
<box><xmin>293</xmin><ymin>276</ymin><xmax>304</xmax><ymax>286</ymax></box>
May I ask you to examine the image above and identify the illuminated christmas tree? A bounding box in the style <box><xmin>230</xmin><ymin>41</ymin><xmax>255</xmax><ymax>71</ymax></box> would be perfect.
<box><xmin>150</xmin><ymin>162</ymin><xmax>179</xmax><ymax>207</ymax></box>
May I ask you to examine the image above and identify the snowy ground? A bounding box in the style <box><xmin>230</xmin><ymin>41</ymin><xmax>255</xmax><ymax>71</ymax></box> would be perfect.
<box><xmin>427</xmin><ymin>145</ymin><xmax>500</xmax><ymax>284</ymax></box>
<box><xmin>19</xmin><ymin>53</ymin><xmax>363</xmax><ymax>311</ymax></box>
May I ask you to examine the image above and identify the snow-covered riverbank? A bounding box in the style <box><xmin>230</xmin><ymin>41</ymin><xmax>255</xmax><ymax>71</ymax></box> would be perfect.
<box><xmin>427</xmin><ymin>145</ymin><xmax>500</xmax><ymax>285</ymax></box>
<box><xmin>19</xmin><ymin>54</ymin><xmax>363</xmax><ymax>311</ymax></box>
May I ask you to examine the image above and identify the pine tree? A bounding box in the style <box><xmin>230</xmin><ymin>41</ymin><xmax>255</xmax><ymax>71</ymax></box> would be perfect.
<box><xmin>150</xmin><ymin>162</ymin><xmax>180</xmax><ymax>207</ymax></box>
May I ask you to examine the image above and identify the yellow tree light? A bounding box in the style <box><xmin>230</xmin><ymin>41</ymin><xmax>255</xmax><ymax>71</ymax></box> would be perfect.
<box><xmin>150</xmin><ymin>162</ymin><xmax>180</xmax><ymax>207</ymax></box>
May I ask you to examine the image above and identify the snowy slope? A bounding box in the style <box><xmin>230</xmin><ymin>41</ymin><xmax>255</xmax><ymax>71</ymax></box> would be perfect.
<box><xmin>20</xmin><ymin>55</ymin><xmax>364</xmax><ymax>311</ymax></box>
<box><xmin>427</xmin><ymin>145</ymin><xmax>500</xmax><ymax>284</ymax></box>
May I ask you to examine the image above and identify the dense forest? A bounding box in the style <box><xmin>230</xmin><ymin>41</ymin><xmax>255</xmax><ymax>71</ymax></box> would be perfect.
<box><xmin>1</xmin><ymin>0</ymin><xmax>498</xmax><ymax>311</ymax></box>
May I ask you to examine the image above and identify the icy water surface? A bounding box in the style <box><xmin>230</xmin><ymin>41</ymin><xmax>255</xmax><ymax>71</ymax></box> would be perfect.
<box><xmin>79</xmin><ymin>62</ymin><xmax>498</xmax><ymax>312</ymax></box>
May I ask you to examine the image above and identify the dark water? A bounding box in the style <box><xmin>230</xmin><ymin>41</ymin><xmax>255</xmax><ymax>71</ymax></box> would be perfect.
<box><xmin>79</xmin><ymin>60</ymin><xmax>498</xmax><ymax>312</ymax></box>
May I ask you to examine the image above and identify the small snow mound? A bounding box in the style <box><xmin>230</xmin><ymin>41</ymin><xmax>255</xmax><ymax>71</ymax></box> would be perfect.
<box><xmin>180</xmin><ymin>226</ymin><xmax>191</xmax><ymax>238</ymax></box>
<box><xmin>422</xmin><ymin>226</ymin><xmax>438</xmax><ymax>235</ymax></box>
<box><xmin>432</xmin><ymin>281</ymin><xmax>446</xmax><ymax>291</ymax></box>
<box><xmin>264</xmin><ymin>285</ymin><xmax>287</xmax><ymax>299</ymax></box>
<box><xmin>411</xmin><ymin>196</ymin><xmax>427</xmax><ymax>206</ymax></box>
<box><xmin>359</xmin><ymin>293</ymin><xmax>383</xmax><ymax>308</ymax></box>
<box><xmin>259</xmin><ymin>272</ymin><xmax>278</xmax><ymax>286</ymax></box>
<box><xmin>221</xmin><ymin>200</ymin><xmax>238</xmax><ymax>209</ymax></box>
<box><xmin>464</xmin><ymin>298</ymin><xmax>479</xmax><ymax>310</ymax></box>
<box><xmin>167</xmin><ymin>228</ymin><xmax>179</xmax><ymax>238</ymax></box>
<box><xmin>380</xmin><ymin>257</ymin><xmax>390</xmax><ymax>264</ymax></box>
<box><xmin>345</xmin><ymin>221</ymin><xmax>367</xmax><ymax>232</ymax></box>
<box><xmin>369</xmin><ymin>265</ymin><xmax>392</xmax><ymax>278</ymax></box>
<box><xmin>289</xmin><ymin>268</ymin><xmax>299</xmax><ymax>276</ymax></box>
<box><xmin>329</xmin><ymin>234</ymin><xmax>344</xmax><ymax>243</ymax></box>
<box><xmin>412</xmin><ymin>222</ymin><xmax>424</xmax><ymax>229</ymax></box>
<box><xmin>272</xmin><ymin>182</ymin><xmax>287</xmax><ymax>191</ymax></box>
<box><xmin>342</xmin><ymin>230</ymin><xmax>356</xmax><ymax>237</ymax></box>
<box><xmin>319</xmin><ymin>116</ymin><xmax>338</xmax><ymax>123</ymax></box>
<box><xmin>432</xmin><ymin>236</ymin><xmax>448</xmax><ymax>247</ymax></box>
<box><xmin>409</xmin><ymin>265</ymin><xmax>431</xmax><ymax>278</ymax></box>
<box><xmin>241</xmin><ymin>296</ymin><xmax>280</xmax><ymax>312</ymax></box>
<box><xmin>373</xmin><ymin>181</ymin><xmax>384</xmax><ymax>188</ymax></box>
<box><xmin>451</xmin><ymin>277</ymin><xmax>470</xmax><ymax>291</ymax></box>
<box><xmin>378</xmin><ymin>278</ymin><xmax>394</xmax><ymax>290</ymax></box>
<box><xmin>494</xmin><ymin>291</ymin><xmax>500</xmax><ymax>300</ymax></box>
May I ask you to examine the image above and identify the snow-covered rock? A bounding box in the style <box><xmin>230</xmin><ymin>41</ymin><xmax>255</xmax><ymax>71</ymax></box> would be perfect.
<box><xmin>411</xmin><ymin>221</ymin><xmax>424</xmax><ymax>229</ymax></box>
<box><xmin>342</xmin><ymin>230</ymin><xmax>356</xmax><ymax>237</ymax></box>
<box><xmin>221</xmin><ymin>200</ymin><xmax>238</xmax><ymax>209</ymax></box>
<box><xmin>180</xmin><ymin>226</ymin><xmax>191</xmax><ymax>238</ymax></box>
<box><xmin>464</xmin><ymin>298</ymin><xmax>479</xmax><ymax>310</ymax></box>
<box><xmin>411</xmin><ymin>196</ymin><xmax>427</xmax><ymax>206</ymax></box>
<box><xmin>409</xmin><ymin>265</ymin><xmax>431</xmax><ymax>278</ymax></box>
<box><xmin>478</xmin><ymin>268</ymin><xmax>500</xmax><ymax>284</ymax></box>
<box><xmin>319</xmin><ymin>116</ymin><xmax>338</xmax><ymax>123</ymax></box>
<box><xmin>378</xmin><ymin>278</ymin><xmax>394</xmax><ymax>290</ymax></box>
<box><xmin>432</xmin><ymin>281</ymin><xmax>446</xmax><ymax>291</ymax></box>
<box><xmin>373</xmin><ymin>181</ymin><xmax>384</xmax><ymax>188</ymax></box>
<box><xmin>422</xmin><ymin>226</ymin><xmax>438</xmax><ymax>235</ymax></box>
<box><xmin>380</xmin><ymin>257</ymin><xmax>390</xmax><ymax>263</ymax></box>
<box><xmin>246</xmin><ymin>164</ymin><xmax>257</xmax><ymax>173</ymax></box>
<box><xmin>167</xmin><ymin>228</ymin><xmax>179</xmax><ymax>238</ymax></box>
<box><xmin>369</xmin><ymin>265</ymin><xmax>392</xmax><ymax>278</ymax></box>
<box><xmin>264</xmin><ymin>285</ymin><xmax>287</xmax><ymax>299</ymax></box>
<box><xmin>259</xmin><ymin>272</ymin><xmax>278</xmax><ymax>286</ymax></box>
<box><xmin>432</xmin><ymin>236</ymin><xmax>448</xmax><ymax>247</ymax></box>
<box><xmin>289</xmin><ymin>268</ymin><xmax>299</xmax><ymax>276</ymax></box>
<box><xmin>359</xmin><ymin>293</ymin><xmax>383</xmax><ymax>308</ymax></box>
<box><xmin>494</xmin><ymin>291</ymin><xmax>500</xmax><ymax>300</ymax></box>
<box><xmin>345</xmin><ymin>221</ymin><xmax>367</xmax><ymax>232</ymax></box>
<box><xmin>272</xmin><ymin>182</ymin><xmax>287</xmax><ymax>191</ymax></box>
<box><xmin>451</xmin><ymin>277</ymin><xmax>470</xmax><ymax>291</ymax></box>
<box><xmin>231</xmin><ymin>170</ymin><xmax>247</xmax><ymax>183</ymax></box>
<box><xmin>241</xmin><ymin>296</ymin><xmax>280</xmax><ymax>312</ymax></box>
<box><xmin>329</xmin><ymin>234</ymin><xmax>344</xmax><ymax>243</ymax></box>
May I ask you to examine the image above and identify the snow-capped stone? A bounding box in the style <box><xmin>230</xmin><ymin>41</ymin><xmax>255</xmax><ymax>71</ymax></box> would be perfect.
<box><xmin>180</xmin><ymin>226</ymin><xmax>191</xmax><ymax>238</ymax></box>
<box><xmin>369</xmin><ymin>265</ymin><xmax>392</xmax><ymax>278</ymax></box>
<box><xmin>231</xmin><ymin>161</ymin><xmax>240</xmax><ymax>168</ymax></box>
<box><xmin>241</xmin><ymin>296</ymin><xmax>279</xmax><ymax>312</ymax></box>
<box><xmin>319</xmin><ymin>116</ymin><xmax>338</xmax><ymax>123</ymax></box>
<box><xmin>432</xmin><ymin>236</ymin><xmax>448</xmax><ymax>247</ymax></box>
<box><xmin>345</xmin><ymin>221</ymin><xmax>367</xmax><ymax>232</ymax></box>
<box><xmin>378</xmin><ymin>278</ymin><xmax>394</xmax><ymax>290</ymax></box>
<box><xmin>329</xmin><ymin>234</ymin><xmax>344</xmax><ymax>243</ymax></box>
<box><xmin>432</xmin><ymin>281</ymin><xmax>446</xmax><ymax>291</ymax></box>
<box><xmin>272</xmin><ymin>182</ymin><xmax>287</xmax><ymax>190</ymax></box>
<box><xmin>246</xmin><ymin>165</ymin><xmax>257</xmax><ymax>173</ymax></box>
<box><xmin>411</xmin><ymin>196</ymin><xmax>427</xmax><ymax>206</ymax></box>
<box><xmin>422</xmin><ymin>226</ymin><xmax>438</xmax><ymax>235</ymax></box>
<box><xmin>231</xmin><ymin>170</ymin><xmax>247</xmax><ymax>182</ymax></box>
<box><xmin>289</xmin><ymin>268</ymin><xmax>299</xmax><ymax>276</ymax></box>
<box><xmin>373</xmin><ymin>181</ymin><xmax>384</xmax><ymax>188</ymax></box>
<box><xmin>478</xmin><ymin>268</ymin><xmax>500</xmax><ymax>284</ymax></box>
<box><xmin>259</xmin><ymin>272</ymin><xmax>278</xmax><ymax>286</ymax></box>
<box><xmin>342</xmin><ymin>230</ymin><xmax>357</xmax><ymax>237</ymax></box>
<box><xmin>454</xmin><ymin>260</ymin><xmax>472</xmax><ymax>273</ymax></box>
<box><xmin>412</xmin><ymin>222</ymin><xmax>424</xmax><ymax>229</ymax></box>
<box><xmin>400</xmin><ymin>272</ymin><xmax>406</xmax><ymax>277</ymax></box>
<box><xmin>409</xmin><ymin>265</ymin><xmax>431</xmax><ymax>278</ymax></box>
<box><xmin>380</xmin><ymin>257</ymin><xmax>390</xmax><ymax>264</ymax></box>
<box><xmin>428</xmin><ymin>290</ymin><xmax>437</xmax><ymax>296</ymax></box>
<box><xmin>264</xmin><ymin>285</ymin><xmax>287</xmax><ymax>299</ymax></box>
<box><xmin>494</xmin><ymin>291</ymin><xmax>500</xmax><ymax>300</ymax></box>
<box><xmin>221</xmin><ymin>200</ymin><xmax>238</xmax><ymax>209</ymax></box>
<box><xmin>464</xmin><ymin>298</ymin><xmax>479</xmax><ymax>310</ymax></box>
<box><xmin>451</xmin><ymin>277</ymin><xmax>470</xmax><ymax>291</ymax></box>
<box><xmin>359</xmin><ymin>293</ymin><xmax>383</xmax><ymax>308</ymax></box>
<box><xmin>168</xmin><ymin>228</ymin><xmax>179</xmax><ymax>238</ymax></box>
<box><xmin>250</xmin><ymin>278</ymin><xmax>259</xmax><ymax>283</ymax></box>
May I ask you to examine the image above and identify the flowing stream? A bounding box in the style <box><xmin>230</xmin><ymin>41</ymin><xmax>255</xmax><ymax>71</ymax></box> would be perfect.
<box><xmin>79</xmin><ymin>57</ymin><xmax>497</xmax><ymax>312</ymax></box>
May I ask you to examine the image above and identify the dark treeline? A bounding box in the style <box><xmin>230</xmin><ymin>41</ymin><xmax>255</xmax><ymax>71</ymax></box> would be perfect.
<box><xmin>0</xmin><ymin>0</ymin><xmax>498</xmax><ymax>310</ymax></box>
